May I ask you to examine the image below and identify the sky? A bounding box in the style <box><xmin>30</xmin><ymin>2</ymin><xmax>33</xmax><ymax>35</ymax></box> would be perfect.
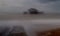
<box><xmin>0</xmin><ymin>0</ymin><xmax>60</xmax><ymax>13</ymax></box>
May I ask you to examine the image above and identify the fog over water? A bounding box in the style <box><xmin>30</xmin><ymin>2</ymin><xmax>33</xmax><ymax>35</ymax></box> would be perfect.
<box><xmin>0</xmin><ymin>19</ymin><xmax>60</xmax><ymax>30</ymax></box>
<box><xmin>0</xmin><ymin>0</ymin><xmax>60</xmax><ymax>36</ymax></box>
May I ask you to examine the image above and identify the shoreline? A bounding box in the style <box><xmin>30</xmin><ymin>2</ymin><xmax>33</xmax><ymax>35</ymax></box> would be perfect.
<box><xmin>0</xmin><ymin>14</ymin><xmax>60</xmax><ymax>20</ymax></box>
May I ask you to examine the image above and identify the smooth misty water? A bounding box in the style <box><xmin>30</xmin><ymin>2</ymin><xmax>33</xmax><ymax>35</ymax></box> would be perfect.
<box><xmin>0</xmin><ymin>19</ymin><xmax>60</xmax><ymax>36</ymax></box>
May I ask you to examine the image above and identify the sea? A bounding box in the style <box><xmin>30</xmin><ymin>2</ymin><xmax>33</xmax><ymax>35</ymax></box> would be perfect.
<box><xmin>0</xmin><ymin>14</ymin><xmax>60</xmax><ymax>36</ymax></box>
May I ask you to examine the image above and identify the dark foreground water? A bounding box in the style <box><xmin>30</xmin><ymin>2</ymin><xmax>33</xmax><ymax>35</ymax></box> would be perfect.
<box><xmin>0</xmin><ymin>19</ymin><xmax>60</xmax><ymax>36</ymax></box>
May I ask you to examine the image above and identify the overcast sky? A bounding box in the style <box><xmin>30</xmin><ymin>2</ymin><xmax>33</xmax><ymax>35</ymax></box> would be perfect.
<box><xmin>0</xmin><ymin>0</ymin><xmax>60</xmax><ymax>13</ymax></box>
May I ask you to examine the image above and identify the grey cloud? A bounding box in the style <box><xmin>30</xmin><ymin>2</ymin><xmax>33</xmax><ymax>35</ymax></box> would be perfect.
<box><xmin>22</xmin><ymin>0</ymin><xmax>60</xmax><ymax>13</ymax></box>
<box><xmin>0</xmin><ymin>0</ymin><xmax>60</xmax><ymax>13</ymax></box>
<box><xmin>37</xmin><ymin>0</ymin><xmax>60</xmax><ymax>3</ymax></box>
